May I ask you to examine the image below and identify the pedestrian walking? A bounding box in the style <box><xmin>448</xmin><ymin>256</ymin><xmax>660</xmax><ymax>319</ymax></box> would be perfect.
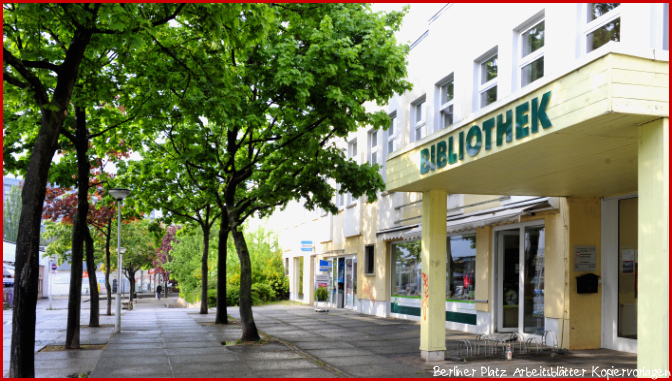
<box><xmin>156</xmin><ymin>284</ymin><xmax>163</xmax><ymax>300</ymax></box>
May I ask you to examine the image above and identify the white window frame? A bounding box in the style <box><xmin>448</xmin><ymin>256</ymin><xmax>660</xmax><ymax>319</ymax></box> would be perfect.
<box><xmin>387</xmin><ymin>112</ymin><xmax>398</xmax><ymax>156</ymax></box>
<box><xmin>662</xmin><ymin>3</ymin><xmax>669</xmax><ymax>51</ymax></box>
<box><xmin>583</xmin><ymin>3</ymin><xmax>621</xmax><ymax>54</ymax></box>
<box><xmin>347</xmin><ymin>139</ymin><xmax>358</xmax><ymax>206</ymax></box>
<box><xmin>477</xmin><ymin>49</ymin><xmax>498</xmax><ymax>109</ymax></box>
<box><xmin>411</xmin><ymin>97</ymin><xmax>427</xmax><ymax>142</ymax></box>
<box><xmin>436</xmin><ymin>74</ymin><xmax>455</xmax><ymax>130</ymax></box>
<box><xmin>369</xmin><ymin>129</ymin><xmax>379</xmax><ymax>166</ymax></box>
<box><xmin>518</xmin><ymin>17</ymin><xmax>545</xmax><ymax>88</ymax></box>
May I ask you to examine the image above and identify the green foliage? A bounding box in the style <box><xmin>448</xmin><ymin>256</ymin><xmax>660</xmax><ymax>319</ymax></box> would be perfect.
<box><xmin>3</xmin><ymin>185</ymin><xmax>21</xmax><ymax>242</ymax></box>
<box><xmin>167</xmin><ymin>225</ymin><xmax>289</xmax><ymax>305</ymax></box>
<box><xmin>315</xmin><ymin>286</ymin><xmax>328</xmax><ymax>302</ymax></box>
<box><xmin>251</xmin><ymin>283</ymin><xmax>276</xmax><ymax>303</ymax></box>
<box><xmin>164</xmin><ymin>226</ymin><xmax>219</xmax><ymax>304</ymax></box>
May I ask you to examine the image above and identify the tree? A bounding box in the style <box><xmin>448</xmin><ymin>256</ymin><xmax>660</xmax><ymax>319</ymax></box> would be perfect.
<box><xmin>114</xmin><ymin>219</ymin><xmax>157</xmax><ymax>304</ymax></box>
<box><xmin>154</xmin><ymin>225</ymin><xmax>180</xmax><ymax>296</ymax></box>
<box><xmin>125</xmin><ymin>135</ymin><xmax>222</xmax><ymax>315</ymax></box>
<box><xmin>3</xmin><ymin>185</ymin><xmax>22</xmax><ymax>242</ymax></box>
<box><xmin>3</xmin><ymin>4</ymin><xmax>186</xmax><ymax>375</ymax></box>
<box><xmin>124</xmin><ymin>3</ymin><xmax>411</xmax><ymax>342</ymax></box>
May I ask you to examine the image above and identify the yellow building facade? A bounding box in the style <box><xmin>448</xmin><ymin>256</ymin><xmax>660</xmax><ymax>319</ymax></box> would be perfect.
<box><xmin>277</xmin><ymin>3</ymin><xmax>668</xmax><ymax>372</ymax></box>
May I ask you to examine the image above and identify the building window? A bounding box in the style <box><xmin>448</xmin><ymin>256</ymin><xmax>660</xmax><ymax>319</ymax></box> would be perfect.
<box><xmin>478</xmin><ymin>51</ymin><xmax>498</xmax><ymax>108</ymax></box>
<box><xmin>387</xmin><ymin>112</ymin><xmax>397</xmax><ymax>155</ymax></box>
<box><xmin>347</xmin><ymin>140</ymin><xmax>357</xmax><ymax>205</ymax></box>
<box><xmin>365</xmin><ymin>245</ymin><xmax>375</xmax><ymax>275</ymax></box>
<box><xmin>585</xmin><ymin>3</ymin><xmax>621</xmax><ymax>53</ymax></box>
<box><xmin>412</xmin><ymin>97</ymin><xmax>426</xmax><ymax>142</ymax></box>
<box><xmin>519</xmin><ymin>19</ymin><xmax>545</xmax><ymax>87</ymax></box>
<box><xmin>369</xmin><ymin>130</ymin><xmax>379</xmax><ymax>166</ymax></box>
<box><xmin>437</xmin><ymin>75</ymin><xmax>455</xmax><ymax>129</ymax></box>
<box><xmin>348</xmin><ymin>139</ymin><xmax>358</xmax><ymax>163</ymax></box>
<box><xmin>390</xmin><ymin>234</ymin><xmax>477</xmax><ymax>301</ymax></box>
<box><xmin>285</xmin><ymin>258</ymin><xmax>289</xmax><ymax>276</ymax></box>
<box><xmin>664</xmin><ymin>3</ymin><xmax>669</xmax><ymax>50</ymax></box>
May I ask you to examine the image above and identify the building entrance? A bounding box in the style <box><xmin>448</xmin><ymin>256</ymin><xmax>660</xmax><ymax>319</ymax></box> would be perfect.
<box><xmin>328</xmin><ymin>256</ymin><xmax>357</xmax><ymax>309</ymax></box>
<box><xmin>602</xmin><ymin>196</ymin><xmax>638</xmax><ymax>353</ymax></box>
<box><xmin>495</xmin><ymin>223</ymin><xmax>546</xmax><ymax>337</ymax></box>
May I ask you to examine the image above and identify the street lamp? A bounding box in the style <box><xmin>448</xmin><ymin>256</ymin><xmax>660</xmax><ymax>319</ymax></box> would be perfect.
<box><xmin>109</xmin><ymin>188</ymin><xmax>131</xmax><ymax>333</ymax></box>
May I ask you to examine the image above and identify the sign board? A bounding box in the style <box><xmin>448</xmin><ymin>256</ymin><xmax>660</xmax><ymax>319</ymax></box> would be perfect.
<box><xmin>51</xmin><ymin>263</ymin><xmax>57</xmax><ymax>271</ymax></box>
<box><xmin>315</xmin><ymin>274</ymin><xmax>330</xmax><ymax>289</ymax></box>
<box><xmin>319</xmin><ymin>260</ymin><xmax>331</xmax><ymax>272</ymax></box>
<box><xmin>301</xmin><ymin>241</ymin><xmax>313</xmax><ymax>252</ymax></box>
<box><xmin>574</xmin><ymin>246</ymin><xmax>597</xmax><ymax>272</ymax></box>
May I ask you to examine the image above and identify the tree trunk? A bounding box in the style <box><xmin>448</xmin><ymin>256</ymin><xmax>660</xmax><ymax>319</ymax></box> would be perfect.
<box><xmin>85</xmin><ymin>228</ymin><xmax>99</xmax><ymax>327</ymax></box>
<box><xmin>105</xmin><ymin>218</ymin><xmax>112</xmax><ymax>315</ymax></box>
<box><xmin>65</xmin><ymin>106</ymin><xmax>91</xmax><ymax>349</ymax></box>
<box><xmin>200</xmin><ymin>226</ymin><xmax>211</xmax><ymax>314</ymax></box>
<box><xmin>215</xmin><ymin>218</ymin><xmax>228</xmax><ymax>324</ymax></box>
<box><xmin>9</xmin><ymin>28</ymin><xmax>92</xmax><ymax>378</ymax></box>
<box><xmin>10</xmin><ymin>109</ymin><xmax>63</xmax><ymax>377</ymax></box>
<box><xmin>231</xmin><ymin>226</ymin><xmax>260</xmax><ymax>342</ymax></box>
<box><xmin>65</xmin><ymin>213</ymin><xmax>84</xmax><ymax>349</ymax></box>
<box><xmin>125</xmin><ymin>268</ymin><xmax>136</xmax><ymax>304</ymax></box>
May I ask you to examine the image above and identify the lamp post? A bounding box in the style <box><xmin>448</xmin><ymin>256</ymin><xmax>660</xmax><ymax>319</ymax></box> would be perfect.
<box><xmin>109</xmin><ymin>188</ymin><xmax>131</xmax><ymax>334</ymax></box>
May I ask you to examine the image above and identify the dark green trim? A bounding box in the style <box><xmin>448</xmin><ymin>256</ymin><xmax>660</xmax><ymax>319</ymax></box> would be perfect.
<box><xmin>390</xmin><ymin>304</ymin><xmax>477</xmax><ymax>325</ymax></box>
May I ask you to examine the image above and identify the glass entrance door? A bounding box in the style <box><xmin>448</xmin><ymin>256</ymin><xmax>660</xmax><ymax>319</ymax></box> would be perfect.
<box><xmin>497</xmin><ymin>230</ymin><xmax>520</xmax><ymax>331</ymax></box>
<box><xmin>496</xmin><ymin>224</ymin><xmax>546</xmax><ymax>335</ymax></box>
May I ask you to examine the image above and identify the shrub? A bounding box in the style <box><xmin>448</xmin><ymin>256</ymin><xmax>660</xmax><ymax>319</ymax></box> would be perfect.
<box><xmin>226</xmin><ymin>284</ymin><xmax>240</xmax><ymax>306</ymax></box>
<box><xmin>266</xmin><ymin>277</ymin><xmax>289</xmax><ymax>300</ymax></box>
<box><xmin>314</xmin><ymin>286</ymin><xmax>328</xmax><ymax>302</ymax></box>
<box><xmin>252</xmin><ymin>283</ymin><xmax>276</xmax><ymax>303</ymax></box>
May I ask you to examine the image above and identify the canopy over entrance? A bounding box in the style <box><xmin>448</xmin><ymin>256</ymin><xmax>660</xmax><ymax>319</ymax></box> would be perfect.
<box><xmin>386</xmin><ymin>52</ymin><xmax>668</xmax><ymax>198</ymax></box>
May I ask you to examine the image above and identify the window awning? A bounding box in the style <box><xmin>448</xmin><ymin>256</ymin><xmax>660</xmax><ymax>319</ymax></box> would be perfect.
<box><xmin>401</xmin><ymin>197</ymin><xmax>554</xmax><ymax>241</ymax></box>
<box><xmin>376</xmin><ymin>224</ymin><xmax>420</xmax><ymax>241</ymax></box>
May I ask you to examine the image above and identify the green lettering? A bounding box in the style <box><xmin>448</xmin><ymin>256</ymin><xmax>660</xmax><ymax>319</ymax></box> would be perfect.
<box><xmin>448</xmin><ymin>136</ymin><xmax>458</xmax><ymax>164</ymax></box>
<box><xmin>531</xmin><ymin>91</ymin><xmax>552</xmax><ymax>133</ymax></box>
<box><xmin>466</xmin><ymin>125</ymin><xmax>482</xmax><ymax>157</ymax></box>
<box><xmin>420</xmin><ymin>148</ymin><xmax>430</xmax><ymax>174</ymax></box>
<box><xmin>458</xmin><ymin>131</ymin><xmax>465</xmax><ymax>160</ymax></box>
<box><xmin>482</xmin><ymin>117</ymin><xmax>495</xmax><ymax>150</ymax></box>
<box><xmin>496</xmin><ymin>110</ymin><xmax>513</xmax><ymax>146</ymax></box>
<box><xmin>437</xmin><ymin>141</ymin><xmax>448</xmax><ymax>168</ymax></box>
<box><xmin>515</xmin><ymin>102</ymin><xmax>530</xmax><ymax>139</ymax></box>
<box><xmin>431</xmin><ymin>144</ymin><xmax>436</xmax><ymax>168</ymax></box>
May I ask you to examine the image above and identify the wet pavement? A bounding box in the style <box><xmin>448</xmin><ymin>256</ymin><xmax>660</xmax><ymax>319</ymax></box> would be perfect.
<box><xmin>3</xmin><ymin>297</ymin><xmax>639</xmax><ymax>378</ymax></box>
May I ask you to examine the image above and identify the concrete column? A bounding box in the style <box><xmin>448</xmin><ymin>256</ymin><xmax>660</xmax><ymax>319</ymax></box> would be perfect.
<box><xmin>420</xmin><ymin>190</ymin><xmax>447</xmax><ymax>362</ymax></box>
<box><xmin>637</xmin><ymin>118</ymin><xmax>669</xmax><ymax>373</ymax></box>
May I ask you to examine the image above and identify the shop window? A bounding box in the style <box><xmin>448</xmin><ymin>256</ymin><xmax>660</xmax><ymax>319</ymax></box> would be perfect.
<box><xmin>477</xmin><ymin>50</ymin><xmax>498</xmax><ymax>109</ymax></box>
<box><xmin>391</xmin><ymin>240</ymin><xmax>422</xmax><ymax>298</ymax></box>
<box><xmin>585</xmin><ymin>3</ymin><xmax>621</xmax><ymax>53</ymax></box>
<box><xmin>411</xmin><ymin>97</ymin><xmax>426</xmax><ymax>142</ymax></box>
<box><xmin>387</xmin><ymin>112</ymin><xmax>398</xmax><ymax>156</ymax></box>
<box><xmin>390</xmin><ymin>234</ymin><xmax>477</xmax><ymax>301</ymax></box>
<box><xmin>436</xmin><ymin>74</ymin><xmax>455</xmax><ymax>129</ymax></box>
<box><xmin>447</xmin><ymin>235</ymin><xmax>477</xmax><ymax>301</ymax></box>
<box><xmin>365</xmin><ymin>245</ymin><xmax>375</xmax><ymax>275</ymax></box>
<box><xmin>519</xmin><ymin>19</ymin><xmax>545</xmax><ymax>87</ymax></box>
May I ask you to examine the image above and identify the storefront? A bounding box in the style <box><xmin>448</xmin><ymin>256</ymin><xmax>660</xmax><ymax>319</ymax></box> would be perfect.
<box><xmin>385</xmin><ymin>52</ymin><xmax>668</xmax><ymax>368</ymax></box>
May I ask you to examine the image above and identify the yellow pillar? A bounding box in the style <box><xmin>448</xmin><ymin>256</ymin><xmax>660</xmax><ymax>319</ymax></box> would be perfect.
<box><xmin>637</xmin><ymin>118</ymin><xmax>669</xmax><ymax>374</ymax></box>
<box><xmin>420</xmin><ymin>190</ymin><xmax>447</xmax><ymax>362</ymax></box>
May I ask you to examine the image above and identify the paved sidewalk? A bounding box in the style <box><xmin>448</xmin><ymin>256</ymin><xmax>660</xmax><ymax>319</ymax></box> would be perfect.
<box><xmin>5</xmin><ymin>298</ymin><xmax>638</xmax><ymax>378</ymax></box>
